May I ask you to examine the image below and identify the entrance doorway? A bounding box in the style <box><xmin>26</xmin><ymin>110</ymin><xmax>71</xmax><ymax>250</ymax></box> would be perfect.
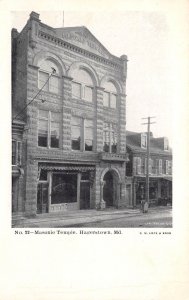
<box><xmin>102</xmin><ymin>169</ymin><xmax>120</xmax><ymax>208</ymax></box>
<box><xmin>103</xmin><ymin>171</ymin><xmax>114</xmax><ymax>207</ymax></box>
<box><xmin>80</xmin><ymin>182</ymin><xmax>90</xmax><ymax>209</ymax></box>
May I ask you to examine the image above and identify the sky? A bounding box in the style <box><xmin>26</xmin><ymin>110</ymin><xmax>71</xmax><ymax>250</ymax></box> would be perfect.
<box><xmin>12</xmin><ymin>10</ymin><xmax>173</xmax><ymax>144</ymax></box>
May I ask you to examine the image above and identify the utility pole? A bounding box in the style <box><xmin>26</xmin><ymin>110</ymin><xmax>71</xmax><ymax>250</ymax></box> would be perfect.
<box><xmin>142</xmin><ymin>117</ymin><xmax>156</xmax><ymax>208</ymax></box>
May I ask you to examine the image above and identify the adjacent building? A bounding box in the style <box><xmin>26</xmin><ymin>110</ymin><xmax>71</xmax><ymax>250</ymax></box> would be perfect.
<box><xmin>126</xmin><ymin>131</ymin><xmax>172</xmax><ymax>207</ymax></box>
<box><xmin>12</xmin><ymin>11</ymin><xmax>128</xmax><ymax>216</ymax></box>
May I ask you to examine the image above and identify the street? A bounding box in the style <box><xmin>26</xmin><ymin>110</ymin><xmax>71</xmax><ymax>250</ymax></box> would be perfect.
<box><xmin>12</xmin><ymin>206</ymin><xmax>172</xmax><ymax>228</ymax></box>
<box><xmin>76</xmin><ymin>208</ymin><xmax>172</xmax><ymax>228</ymax></box>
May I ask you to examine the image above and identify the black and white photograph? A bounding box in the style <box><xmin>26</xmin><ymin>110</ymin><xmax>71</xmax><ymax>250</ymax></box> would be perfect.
<box><xmin>1</xmin><ymin>1</ymin><xmax>189</xmax><ymax>300</ymax></box>
<box><xmin>12</xmin><ymin>10</ymin><xmax>172</xmax><ymax>228</ymax></box>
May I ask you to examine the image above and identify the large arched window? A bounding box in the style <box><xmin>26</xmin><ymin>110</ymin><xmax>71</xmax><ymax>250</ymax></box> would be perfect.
<box><xmin>103</xmin><ymin>81</ymin><xmax>117</xmax><ymax>109</ymax></box>
<box><xmin>72</xmin><ymin>69</ymin><xmax>93</xmax><ymax>102</ymax></box>
<box><xmin>38</xmin><ymin>60</ymin><xmax>61</xmax><ymax>94</ymax></box>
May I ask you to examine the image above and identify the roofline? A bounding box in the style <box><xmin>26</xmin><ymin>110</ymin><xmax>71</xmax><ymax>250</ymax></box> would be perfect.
<box><xmin>54</xmin><ymin>26</ymin><xmax>121</xmax><ymax>61</ymax></box>
<box><xmin>126</xmin><ymin>145</ymin><xmax>172</xmax><ymax>156</ymax></box>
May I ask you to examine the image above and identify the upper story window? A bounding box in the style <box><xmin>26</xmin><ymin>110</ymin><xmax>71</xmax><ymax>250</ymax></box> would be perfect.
<box><xmin>72</xmin><ymin>69</ymin><xmax>93</xmax><ymax>102</ymax></box>
<box><xmin>38</xmin><ymin>110</ymin><xmax>60</xmax><ymax>148</ymax></box>
<box><xmin>38</xmin><ymin>60</ymin><xmax>61</xmax><ymax>94</ymax></box>
<box><xmin>159</xmin><ymin>159</ymin><xmax>163</xmax><ymax>174</ymax></box>
<box><xmin>136</xmin><ymin>157</ymin><xmax>141</xmax><ymax>174</ymax></box>
<box><xmin>168</xmin><ymin>161</ymin><xmax>172</xmax><ymax>174</ymax></box>
<box><xmin>84</xmin><ymin>119</ymin><xmax>93</xmax><ymax>151</ymax></box>
<box><xmin>165</xmin><ymin>160</ymin><xmax>172</xmax><ymax>175</ymax></box>
<box><xmin>71</xmin><ymin>116</ymin><xmax>94</xmax><ymax>151</ymax></box>
<box><xmin>71</xmin><ymin>116</ymin><xmax>81</xmax><ymax>151</ymax></box>
<box><xmin>12</xmin><ymin>140</ymin><xmax>22</xmax><ymax>166</ymax></box>
<box><xmin>164</xmin><ymin>138</ymin><xmax>169</xmax><ymax>150</ymax></box>
<box><xmin>141</xmin><ymin>157</ymin><xmax>146</xmax><ymax>174</ymax></box>
<box><xmin>103</xmin><ymin>82</ymin><xmax>117</xmax><ymax>109</ymax></box>
<box><xmin>103</xmin><ymin>123</ymin><xmax>117</xmax><ymax>153</ymax></box>
<box><xmin>141</xmin><ymin>133</ymin><xmax>147</xmax><ymax>148</ymax></box>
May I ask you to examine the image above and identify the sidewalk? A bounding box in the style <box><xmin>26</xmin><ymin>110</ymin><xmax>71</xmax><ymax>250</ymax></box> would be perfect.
<box><xmin>12</xmin><ymin>206</ymin><xmax>171</xmax><ymax>228</ymax></box>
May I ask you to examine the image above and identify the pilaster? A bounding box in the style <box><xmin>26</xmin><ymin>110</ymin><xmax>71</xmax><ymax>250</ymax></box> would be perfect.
<box><xmin>25</xmin><ymin>159</ymin><xmax>38</xmax><ymax>216</ymax></box>
<box><xmin>62</xmin><ymin>75</ymin><xmax>73</xmax><ymax>151</ymax></box>
<box><xmin>118</xmin><ymin>93</ymin><xmax>126</xmax><ymax>154</ymax></box>
<box><xmin>95</xmin><ymin>86</ymin><xmax>104</xmax><ymax>152</ymax></box>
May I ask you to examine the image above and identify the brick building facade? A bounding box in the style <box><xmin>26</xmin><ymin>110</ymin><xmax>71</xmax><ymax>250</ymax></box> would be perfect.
<box><xmin>12</xmin><ymin>12</ymin><xmax>128</xmax><ymax>216</ymax></box>
<box><xmin>126</xmin><ymin>131</ymin><xmax>172</xmax><ymax>207</ymax></box>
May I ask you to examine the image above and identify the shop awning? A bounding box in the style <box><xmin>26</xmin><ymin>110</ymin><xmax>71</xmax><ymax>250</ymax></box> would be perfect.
<box><xmin>39</xmin><ymin>165</ymin><xmax>95</xmax><ymax>172</ymax></box>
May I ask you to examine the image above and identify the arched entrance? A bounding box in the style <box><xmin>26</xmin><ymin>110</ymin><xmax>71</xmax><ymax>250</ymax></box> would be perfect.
<box><xmin>101</xmin><ymin>168</ymin><xmax>121</xmax><ymax>208</ymax></box>
<box><xmin>103</xmin><ymin>172</ymin><xmax>114</xmax><ymax>207</ymax></box>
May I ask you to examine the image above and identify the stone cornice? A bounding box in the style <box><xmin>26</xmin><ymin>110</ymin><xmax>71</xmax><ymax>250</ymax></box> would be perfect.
<box><xmin>38</xmin><ymin>30</ymin><xmax>123</xmax><ymax>70</ymax></box>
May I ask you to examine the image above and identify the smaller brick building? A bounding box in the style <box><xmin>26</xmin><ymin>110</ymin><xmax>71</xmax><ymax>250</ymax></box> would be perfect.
<box><xmin>12</xmin><ymin>119</ymin><xmax>25</xmax><ymax>212</ymax></box>
<box><xmin>126</xmin><ymin>131</ymin><xmax>172</xmax><ymax>207</ymax></box>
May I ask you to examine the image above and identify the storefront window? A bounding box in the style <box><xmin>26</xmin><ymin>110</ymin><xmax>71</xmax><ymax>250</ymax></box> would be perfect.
<box><xmin>39</xmin><ymin>169</ymin><xmax>48</xmax><ymax>181</ymax></box>
<box><xmin>51</xmin><ymin>173</ymin><xmax>77</xmax><ymax>204</ymax></box>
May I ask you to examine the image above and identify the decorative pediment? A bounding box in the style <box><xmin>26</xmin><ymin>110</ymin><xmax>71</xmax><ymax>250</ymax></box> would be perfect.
<box><xmin>55</xmin><ymin>27</ymin><xmax>112</xmax><ymax>59</ymax></box>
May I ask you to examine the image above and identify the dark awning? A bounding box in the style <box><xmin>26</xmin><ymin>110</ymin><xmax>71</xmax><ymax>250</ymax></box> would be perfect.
<box><xmin>40</xmin><ymin>165</ymin><xmax>95</xmax><ymax>172</ymax></box>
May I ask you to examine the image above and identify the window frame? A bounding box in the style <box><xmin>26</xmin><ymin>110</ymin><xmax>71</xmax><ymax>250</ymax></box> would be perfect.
<box><xmin>168</xmin><ymin>160</ymin><xmax>172</xmax><ymax>175</ymax></box>
<box><xmin>165</xmin><ymin>160</ymin><xmax>169</xmax><ymax>175</ymax></box>
<box><xmin>103</xmin><ymin>122</ymin><xmax>117</xmax><ymax>154</ymax></box>
<box><xmin>164</xmin><ymin>138</ymin><xmax>169</xmax><ymax>151</ymax></box>
<box><xmin>38</xmin><ymin>64</ymin><xmax>61</xmax><ymax>95</ymax></box>
<box><xmin>136</xmin><ymin>157</ymin><xmax>141</xmax><ymax>175</ymax></box>
<box><xmin>38</xmin><ymin>110</ymin><xmax>60</xmax><ymax>149</ymax></box>
<box><xmin>159</xmin><ymin>159</ymin><xmax>162</xmax><ymax>174</ymax></box>
<box><xmin>84</xmin><ymin>119</ymin><xmax>94</xmax><ymax>152</ymax></box>
<box><xmin>71</xmin><ymin>117</ymin><xmax>94</xmax><ymax>152</ymax></box>
<box><xmin>103</xmin><ymin>90</ymin><xmax>117</xmax><ymax>109</ymax></box>
<box><xmin>72</xmin><ymin>80</ymin><xmax>93</xmax><ymax>102</ymax></box>
<box><xmin>71</xmin><ymin>116</ymin><xmax>82</xmax><ymax>151</ymax></box>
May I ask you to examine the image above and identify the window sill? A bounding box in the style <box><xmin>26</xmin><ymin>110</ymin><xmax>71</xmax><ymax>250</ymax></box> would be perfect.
<box><xmin>37</xmin><ymin>146</ymin><xmax>60</xmax><ymax>150</ymax></box>
<box><xmin>103</xmin><ymin>106</ymin><xmax>117</xmax><ymax>110</ymax></box>
<box><xmin>39</xmin><ymin>89</ymin><xmax>62</xmax><ymax>97</ymax></box>
<box><xmin>71</xmin><ymin>97</ymin><xmax>94</xmax><ymax>106</ymax></box>
<box><xmin>71</xmin><ymin>149</ymin><xmax>94</xmax><ymax>153</ymax></box>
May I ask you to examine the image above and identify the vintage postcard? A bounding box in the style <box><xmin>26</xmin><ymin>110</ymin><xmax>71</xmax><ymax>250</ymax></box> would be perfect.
<box><xmin>0</xmin><ymin>0</ymin><xmax>188</xmax><ymax>299</ymax></box>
